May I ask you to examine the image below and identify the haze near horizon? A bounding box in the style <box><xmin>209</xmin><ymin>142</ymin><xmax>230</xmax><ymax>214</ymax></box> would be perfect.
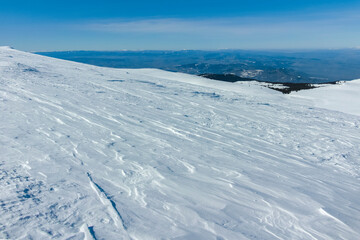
<box><xmin>1</xmin><ymin>0</ymin><xmax>360</xmax><ymax>51</ymax></box>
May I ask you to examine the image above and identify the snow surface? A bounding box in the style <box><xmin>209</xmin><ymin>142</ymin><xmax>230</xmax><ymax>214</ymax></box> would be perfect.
<box><xmin>1</xmin><ymin>46</ymin><xmax>360</xmax><ymax>239</ymax></box>
<box><xmin>290</xmin><ymin>81</ymin><xmax>360</xmax><ymax>116</ymax></box>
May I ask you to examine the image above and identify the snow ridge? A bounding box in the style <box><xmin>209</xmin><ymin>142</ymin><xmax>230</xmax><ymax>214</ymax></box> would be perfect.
<box><xmin>87</xmin><ymin>172</ymin><xmax>129</xmax><ymax>232</ymax></box>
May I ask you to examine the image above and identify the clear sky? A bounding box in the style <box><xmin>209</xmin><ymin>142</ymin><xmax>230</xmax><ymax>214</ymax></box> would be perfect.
<box><xmin>1</xmin><ymin>0</ymin><xmax>359</xmax><ymax>51</ymax></box>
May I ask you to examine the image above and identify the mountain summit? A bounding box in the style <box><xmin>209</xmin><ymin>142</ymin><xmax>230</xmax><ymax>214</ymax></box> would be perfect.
<box><xmin>1</xmin><ymin>47</ymin><xmax>360</xmax><ymax>239</ymax></box>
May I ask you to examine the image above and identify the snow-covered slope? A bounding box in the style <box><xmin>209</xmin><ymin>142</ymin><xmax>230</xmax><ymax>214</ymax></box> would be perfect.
<box><xmin>290</xmin><ymin>80</ymin><xmax>360</xmax><ymax>116</ymax></box>
<box><xmin>1</xmin><ymin>46</ymin><xmax>360</xmax><ymax>240</ymax></box>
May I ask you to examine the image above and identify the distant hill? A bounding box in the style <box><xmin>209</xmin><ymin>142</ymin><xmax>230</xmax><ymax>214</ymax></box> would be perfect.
<box><xmin>37</xmin><ymin>49</ymin><xmax>360</xmax><ymax>83</ymax></box>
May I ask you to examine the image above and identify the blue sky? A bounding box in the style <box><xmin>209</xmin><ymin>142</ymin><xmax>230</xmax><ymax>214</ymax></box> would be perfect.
<box><xmin>1</xmin><ymin>0</ymin><xmax>360</xmax><ymax>51</ymax></box>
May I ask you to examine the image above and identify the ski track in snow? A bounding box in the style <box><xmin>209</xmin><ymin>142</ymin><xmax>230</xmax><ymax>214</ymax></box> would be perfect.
<box><xmin>1</xmin><ymin>46</ymin><xmax>360</xmax><ymax>239</ymax></box>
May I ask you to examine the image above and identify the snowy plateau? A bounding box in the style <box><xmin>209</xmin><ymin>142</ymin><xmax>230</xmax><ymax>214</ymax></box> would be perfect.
<box><xmin>1</xmin><ymin>46</ymin><xmax>360</xmax><ymax>240</ymax></box>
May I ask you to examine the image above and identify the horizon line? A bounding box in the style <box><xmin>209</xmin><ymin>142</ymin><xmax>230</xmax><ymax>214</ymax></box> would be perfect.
<box><xmin>32</xmin><ymin>47</ymin><xmax>360</xmax><ymax>53</ymax></box>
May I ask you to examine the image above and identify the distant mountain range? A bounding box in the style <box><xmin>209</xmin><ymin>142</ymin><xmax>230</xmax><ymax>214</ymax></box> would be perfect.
<box><xmin>37</xmin><ymin>49</ymin><xmax>360</xmax><ymax>83</ymax></box>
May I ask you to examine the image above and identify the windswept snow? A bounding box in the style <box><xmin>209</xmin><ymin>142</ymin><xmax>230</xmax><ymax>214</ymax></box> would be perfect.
<box><xmin>1</xmin><ymin>47</ymin><xmax>360</xmax><ymax>239</ymax></box>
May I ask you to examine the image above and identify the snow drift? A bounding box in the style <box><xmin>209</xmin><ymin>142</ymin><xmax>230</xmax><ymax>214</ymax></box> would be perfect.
<box><xmin>1</xmin><ymin>46</ymin><xmax>360</xmax><ymax>239</ymax></box>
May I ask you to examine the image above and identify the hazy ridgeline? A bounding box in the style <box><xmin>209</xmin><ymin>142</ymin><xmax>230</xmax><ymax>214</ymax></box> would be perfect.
<box><xmin>38</xmin><ymin>49</ymin><xmax>360</xmax><ymax>83</ymax></box>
